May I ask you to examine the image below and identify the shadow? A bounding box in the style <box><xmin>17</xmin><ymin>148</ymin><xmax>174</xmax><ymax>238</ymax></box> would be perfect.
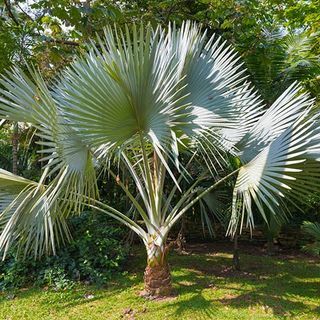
<box><xmin>163</xmin><ymin>243</ymin><xmax>320</xmax><ymax>318</ymax></box>
<box><xmin>1</xmin><ymin>243</ymin><xmax>319</xmax><ymax>319</ymax></box>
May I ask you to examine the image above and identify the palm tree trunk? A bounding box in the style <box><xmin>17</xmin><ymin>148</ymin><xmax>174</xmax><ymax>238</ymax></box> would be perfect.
<box><xmin>143</xmin><ymin>242</ymin><xmax>172</xmax><ymax>296</ymax></box>
<box><xmin>267</xmin><ymin>235</ymin><xmax>275</xmax><ymax>256</ymax></box>
<box><xmin>232</xmin><ymin>233</ymin><xmax>241</xmax><ymax>271</ymax></box>
<box><xmin>12</xmin><ymin>123</ymin><xmax>18</xmax><ymax>175</ymax></box>
<box><xmin>176</xmin><ymin>215</ymin><xmax>186</xmax><ymax>253</ymax></box>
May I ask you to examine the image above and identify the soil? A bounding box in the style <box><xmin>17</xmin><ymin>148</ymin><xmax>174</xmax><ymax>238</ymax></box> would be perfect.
<box><xmin>183</xmin><ymin>241</ymin><xmax>320</xmax><ymax>262</ymax></box>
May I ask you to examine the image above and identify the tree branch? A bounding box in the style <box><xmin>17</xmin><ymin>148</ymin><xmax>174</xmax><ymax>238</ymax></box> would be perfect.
<box><xmin>16</xmin><ymin>3</ymin><xmax>35</xmax><ymax>22</ymax></box>
<box><xmin>4</xmin><ymin>0</ymin><xmax>20</xmax><ymax>26</ymax></box>
<box><xmin>45</xmin><ymin>38</ymin><xmax>80</xmax><ymax>46</ymax></box>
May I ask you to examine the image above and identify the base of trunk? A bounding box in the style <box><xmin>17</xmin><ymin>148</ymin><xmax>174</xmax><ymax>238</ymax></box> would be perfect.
<box><xmin>232</xmin><ymin>234</ymin><xmax>241</xmax><ymax>271</ymax></box>
<box><xmin>267</xmin><ymin>238</ymin><xmax>276</xmax><ymax>256</ymax></box>
<box><xmin>232</xmin><ymin>249</ymin><xmax>241</xmax><ymax>271</ymax></box>
<box><xmin>144</xmin><ymin>262</ymin><xmax>172</xmax><ymax>296</ymax></box>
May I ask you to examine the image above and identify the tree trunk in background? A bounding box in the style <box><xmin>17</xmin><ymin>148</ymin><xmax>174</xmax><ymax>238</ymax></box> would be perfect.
<box><xmin>267</xmin><ymin>235</ymin><xmax>275</xmax><ymax>256</ymax></box>
<box><xmin>232</xmin><ymin>233</ymin><xmax>241</xmax><ymax>271</ymax></box>
<box><xmin>143</xmin><ymin>241</ymin><xmax>172</xmax><ymax>296</ymax></box>
<box><xmin>176</xmin><ymin>215</ymin><xmax>186</xmax><ymax>253</ymax></box>
<box><xmin>83</xmin><ymin>0</ymin><xmax>92</xmax><ymax>37</ymax></box>
<box><xmin>265</xmin><ymin>217</ymin><xmax>281</xmax><ymax>256</ymax></box>
<box><xmin>12</xmin><ymin>123</ymin><xmax>18</xmax><ymax>175</ymax></box>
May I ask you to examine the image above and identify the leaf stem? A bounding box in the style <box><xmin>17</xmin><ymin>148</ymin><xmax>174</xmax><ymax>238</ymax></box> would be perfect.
<box><xmin>164</xmin><ymin>168</ymin><xmax>240</xmax><ymax>232</ymax></box>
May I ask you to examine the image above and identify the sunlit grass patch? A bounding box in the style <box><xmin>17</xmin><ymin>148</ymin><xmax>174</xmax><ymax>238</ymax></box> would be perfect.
<box><xmin>0</xmin><ymin>245</ymin><xmax>319</xmax><ymax>320</ymax></box>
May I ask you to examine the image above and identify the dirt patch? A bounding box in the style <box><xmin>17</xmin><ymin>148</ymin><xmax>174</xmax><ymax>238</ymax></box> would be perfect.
<box><xmin>218</xmin><ymin>293</ymin><xmax>239</xmax><ymax>305</ymax></box>
<box><xmin>121</xmin><ymin>306</ymin><xmax>149</xmax><ymax>319</ymax></box>
<box><xmin>150</xmin><ymin>295</ymin><xmax>178</xmax><ymax>302</ymax></box>
<box><xmin>137</xmin><ymin>289</ymin><xmax>178</xmax><ymax>302</ymax></box>
<box><xmin>215</xmin><ymin>266</ymin><xmax>259</xmax><ymax>280</ymax></box>
<box><xmin>184</xmin><ymin>241</ymin><xmax>320</xmax><ymax>262</ymax></box>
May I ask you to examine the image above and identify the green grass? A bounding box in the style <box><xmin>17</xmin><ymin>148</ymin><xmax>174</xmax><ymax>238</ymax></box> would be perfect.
<box><xmin>0</xmin><ymin>244</ymin><xmax>319</xmax><ymax>320</ymax></box>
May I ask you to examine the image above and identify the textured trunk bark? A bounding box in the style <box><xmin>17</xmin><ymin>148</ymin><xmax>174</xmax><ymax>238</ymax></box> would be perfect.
<box><xmin>176</xmin><ymin>215</ymin><xmax>186</xmax><ymax>254</ymax></box>
<box><xmin>267</xmin><ymin>237</ymin><xmax>275</xmax><ymax>256</ymax></box>
<box><xmin>12</xmin><ymin>123</ymin><xmax>18</xmax><ymax>175</ymax></box>
<box><xmin>232</xmin><ymin>234</ymin><xmax>241</xmax><ymax>271</ymax></box>
<box><xmin>144</xmin><ymin>261</ymin><xmax>172</xmax><ymax>296</ymax></box>
<box><xmin>143</xmin><ymin>241</ymin><xmax>172</xmax><ymax>296</ymax></box>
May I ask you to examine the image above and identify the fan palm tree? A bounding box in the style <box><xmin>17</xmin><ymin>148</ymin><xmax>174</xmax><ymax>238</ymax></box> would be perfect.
<box><xmin>0</xmin><ymin>22</ymin><xmax>320</xmax><ymax>297</ymax></box>
<box><xmin>245</xmin><ymin>29</ymin><xmax>320</xmax><ymax>103</ymax></box>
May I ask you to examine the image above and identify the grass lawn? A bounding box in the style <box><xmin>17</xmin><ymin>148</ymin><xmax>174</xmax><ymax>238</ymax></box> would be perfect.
<box><xmin>0</xmin><ymin>243</ymin><xmax>319</xmax><ymax>320</ymax></box>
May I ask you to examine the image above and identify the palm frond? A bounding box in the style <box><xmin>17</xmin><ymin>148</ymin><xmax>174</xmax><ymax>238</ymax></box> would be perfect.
<box><xmin>283</xmin><ymin>32</ymin><xmax>320</xmax><ymax>79</ymax></box>
<box><xmin>221</xmin><ymin>82</ymin><xmax>265</xmax><ymax>151</ymax></box>
<box><xmin>228</xmin><ymin>110</ymin><xmax>320</xmax><ymax>236</ymax></box>
<box><xmin>170</xmin><ymin>22</ymin><xmax>254</xmax><ymax>170</ymax></box>
<box><xmin>0</xmin><ymin>169</ymin><xmax>71</xmax><ymax>258</ymax></box>
<box><xmin>237</xmin><ymin>82</ymin><xmax>314</xmax><ymax>163</ymax></box>
<box><xmin>0</xmin><ymin>68</ymin><xmax>99</xmax><ymax>212</ymax></box>
<box><xmin>302</xmin><ymin>221</ymin><xmax>320</xmax><ymax>241</ymax></box>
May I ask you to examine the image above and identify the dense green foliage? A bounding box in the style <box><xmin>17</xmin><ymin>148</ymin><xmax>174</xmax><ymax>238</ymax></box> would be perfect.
<box><xmin>0</xmin><ymin>212</ymin><xmax>128</xmax><ymax>290</ymax></box>
<box><xmin>1</xmin><ymin>1</ymin><xmax>319</xmax><ymax>94</ymax></box>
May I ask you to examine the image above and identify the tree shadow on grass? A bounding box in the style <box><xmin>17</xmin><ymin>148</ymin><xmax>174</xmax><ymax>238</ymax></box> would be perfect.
<box><xmin>165</xmin><ymin>248</ymin><xmax>320</xmax><ymax>319</ymax></box>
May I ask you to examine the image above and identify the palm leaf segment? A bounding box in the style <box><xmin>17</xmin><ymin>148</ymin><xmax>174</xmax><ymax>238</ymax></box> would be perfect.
<box><xmin>0</xmin><ymin>169</ymin><xmax>71</xmax><ymax>258</ymax></box>
<box><xmin>0</xmin><ymin>68</ymin><xmax>98</xmax><ymax>205</ymax></box>
<box><xmin>227</xmin><ymin>83</ymin><xmax>320</xmax><ymax>235</ymax></box>
<box><xmin>0</xmin><ymin>68</ymin><xmax>98</xmax><ymax>257</ymax></box>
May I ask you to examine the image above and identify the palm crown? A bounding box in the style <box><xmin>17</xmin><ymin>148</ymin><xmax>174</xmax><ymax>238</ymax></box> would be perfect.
<box><xmin>0</xmin><ymin>21</ymin><xmax>319</xmax><ymax>296</ymax></box>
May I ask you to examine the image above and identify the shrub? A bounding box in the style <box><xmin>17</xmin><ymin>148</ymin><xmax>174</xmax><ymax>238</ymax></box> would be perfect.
<box><xmin>301</xmin><ymin>221</ymin><xmax>320</xmax><ymax>256</ymax></box>
<box><xmin>0</xmin><ymin>211</ymin><xmax>128</xmax><ymax>291</ymax></box>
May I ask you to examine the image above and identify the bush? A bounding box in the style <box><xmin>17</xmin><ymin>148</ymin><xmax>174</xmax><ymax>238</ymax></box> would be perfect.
<box><xmin>0</xmin><ymin>211</ymin><xmax>128</xmax><ymax>291</ymax></box>
<box><xmin>301</xmin><ymin>221</ymin><xmax>320</xmax><ymax>256</ymax></box>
